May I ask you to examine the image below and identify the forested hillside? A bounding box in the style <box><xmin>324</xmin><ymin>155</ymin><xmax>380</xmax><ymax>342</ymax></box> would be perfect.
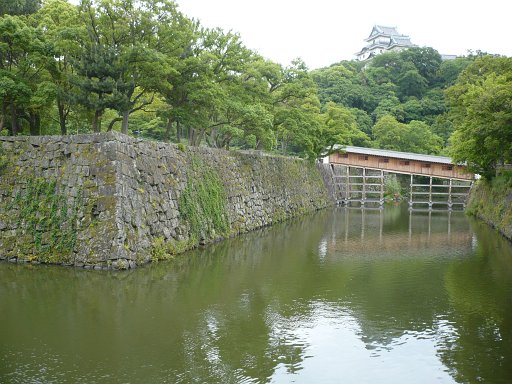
<box><xmin>1</xmin><ymin>0</ymin><xmax>510</xmax><ymax>172</ymax></box>
<box><xmin>312</xmin><ymin>49</ymin><xmax>475</xmax><ymax>152</ymax></box>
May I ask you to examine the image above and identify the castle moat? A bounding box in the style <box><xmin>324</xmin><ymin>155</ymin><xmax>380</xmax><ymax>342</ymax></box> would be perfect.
<box><xmin>1</xmin><ymin>205</ymin><xmax>512</xmax><ymax>383</ymax></box>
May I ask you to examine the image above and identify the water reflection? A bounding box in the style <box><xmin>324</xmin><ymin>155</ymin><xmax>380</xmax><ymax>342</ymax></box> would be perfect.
<box><xmin>1</xmin><ymin>205</ymin><xmax>512</xmax><ymax>383</ymax></box>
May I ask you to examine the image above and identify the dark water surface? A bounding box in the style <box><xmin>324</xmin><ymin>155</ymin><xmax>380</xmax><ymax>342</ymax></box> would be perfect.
<box><xmin>2</xmin><ymin>205</ymin><xmax>512</xmax><ymax>383</ymax></box>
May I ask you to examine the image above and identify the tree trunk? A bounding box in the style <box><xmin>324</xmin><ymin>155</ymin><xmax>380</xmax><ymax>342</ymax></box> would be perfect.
<box><xmin>10</xmin><ymin>101</ymin><xmax>18</xmax><ymax>136</ymax></box>
<box><xmin>0</xmin><ymin>102</ymin><xmax>5</xmax><ymax>132</ymax></box>
<box><xmin>107</xmin><ymin>117</ymin><xmax>122</xmax><ymax>132</ymax></box>
<box><xmin>29</xmin><ymin>113</ymin><xmax>40</xmax><ymax>136</ymax></box>
<box><xmin>164</xmin><ymin>116</ymin><xmax>173</xmax><ymax>142</ymax></box>
<box><xmin>57</xmin><ymin>98</ymin><xmax>67</xmax><ymax>135</ymax></box>
<box><xmin>209</xmin><ymin>127</ymin><xmax>217</xmax><ymax>148</ymax></box>
<box><xmin>176</xmin><ymin>120</ymin><xmax>181</xmax><ymax>143</ymax></box>
<box><xmin>121</xmin><ymin>110</ymin><xmax>130</xmax><ymax>134</ymax></box>
<box><xmin>281</xmin><ymin>139</ymin><xmax>288</xmax><ymax>154</ymax></box>
<box><xmin>92</xmin><ymin>110</ymin><xmax>102</xmax><ymax>133</ymax></box>
<box><xmin>188</xmin><ymin>127</ymin><xmax>196</xmax><ymax>146</ymax></box>
<box><xmin>196</xmin><ymin>128</ymin><xmax>206</xmax><ymax>147</ymax></box>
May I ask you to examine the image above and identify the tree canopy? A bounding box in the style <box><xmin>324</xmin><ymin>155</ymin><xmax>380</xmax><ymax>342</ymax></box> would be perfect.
<box><xmin>447</xmin><ymin>56</ymin><xmax>512</xmax><ymax>180</ymax></box>
<box><xmin>0</xmin><ymin>0</ymin><xmax>506</xmax><ymax>166</ymax></box>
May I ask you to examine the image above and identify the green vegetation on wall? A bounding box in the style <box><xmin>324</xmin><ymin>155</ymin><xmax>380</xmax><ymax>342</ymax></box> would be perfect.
<box><xmin>9</xmin><ymin>177</ymin><xmax>83</xmax><ymax>263</ymax></box>
<box><xmin>178</xmin><ymin>156</ymin><xmax>230</xmax><ymax>245</ymax></box>
<box><xmin>150</xmin><ymin>236</ymin><xmax>192</xmax><ymax>263</ymax></box>
<box><xmin>466</xmin><ymin>171</ymin><xmax>512</xmax><ymax>240</ymax></box>
<box><xmin>0</xmin><ymin>147</ymin><xmax>8</xmax><ymax>174</ymax></box>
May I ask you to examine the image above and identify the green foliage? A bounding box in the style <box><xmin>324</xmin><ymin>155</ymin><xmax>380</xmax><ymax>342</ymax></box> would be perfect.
<box><xmin>372</xmin><ymin>115</ymin><xmax>442</xmax><ymax>154</ymax></box>
<box><xmin>0</xmin><ymin>1</ymin><xmax>497</xmax><ymax>165</ymax></box>
<box><xmin>308</xmin><ymin>102</ymin><xmax>370</xmax><ymax>159</ymax></box>
<box><xmin>0</xmin><ymin>146</ymin><xmax>8</xmax><ymax>173</ymax></box>
<box><xmin>372</xmin><ymin>95</ymin><xmax>405</xmax><ymax>122</ymax></box>
<box><xmin>0</xmin><ymin>0</ymin><xmax>41</xmax><ymax>15</ymax></box>
<box><xmin>436</xmin><ymin>57</ymin><xmax>473</xmax><ymax>86</ymax></box>
<box><xmin>0</xmin><ymin>14</ymin><xmax>50</xmax><ymax>135</ymax></box>
<box><xmin>311</xmin><ymin>47</ymin><xmax>476</xmax><ymax>156</ymax></box>
<box><xmin>178</xmin><ymin>157</ymin><xmax>230</xmax><ymax>245</ymax></box>
<box><xmin>150</xmin><ymin>236</ymin><xmax>193</xmax><ymax>262</ymax></box>
<box><xmin>466</xmin><ymin>172</ymin><xmax>512</xmax><ymax>239</ymax></box>
<box><xmin>383</xmin><ymin>174</ymin><xmax>402</xmax><ymax>199</ymax></box>
<box><xmin>447</xmin><ymin>56</ymin><xmax>512</xmax><ymax>180</ymax></box>
<box><xmin>11</xmin><ymin>177</ymin><xmax>83</xmax><ymax>263</ymax></box>
<box><xmin>177</xmin><ymin>142</ymin><xmax>186</xmax><ymax>152</ymax></box>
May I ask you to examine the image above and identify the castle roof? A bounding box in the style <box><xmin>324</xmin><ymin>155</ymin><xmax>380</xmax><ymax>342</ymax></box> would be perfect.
<box><xmin>365</xmin><ymin>25</ymin><xmax>412</xmax><ymax>43</ymax></box>
<box><xmin>389</xmin><ymin>36</ymin><xmax>414</xmax><ymax>48</ymax></box>
<box><xmin>357</xmin><ymin>25</ymin><xmax>415</xmax><ymax>58</ymax></box>
<box><xmin>366</xmin><ymin>25</ymin><xmax>400</xmax><ymax>40</ymax></box>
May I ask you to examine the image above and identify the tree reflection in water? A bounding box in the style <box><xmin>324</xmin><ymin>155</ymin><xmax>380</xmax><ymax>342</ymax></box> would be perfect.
<box><xmin>1</xmin><ymin>205</ymin><xmax>512</xmax><ymax>383</ymax></box>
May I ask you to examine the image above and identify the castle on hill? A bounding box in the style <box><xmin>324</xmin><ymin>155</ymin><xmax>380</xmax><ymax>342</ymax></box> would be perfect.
<box><xmin>356</xmin><ymin>25</ymin><xmax>415</xmax><ymax>61</ymax></box>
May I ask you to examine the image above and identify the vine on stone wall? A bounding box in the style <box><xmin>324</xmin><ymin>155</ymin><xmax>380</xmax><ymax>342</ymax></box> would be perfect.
<box><xmin>178</xmin><ymin>156</ymin><xmax>229</xmax><ymax>244</ymax></box>
<box><xmin>12</xmin><ymin>177</ymin><xmax>83</xmax><ymax>263</ymax></box>
<box><xmin>0</xmin><ymin>146</ymin><xmax>8</xmax><ymax>175</ymax></box>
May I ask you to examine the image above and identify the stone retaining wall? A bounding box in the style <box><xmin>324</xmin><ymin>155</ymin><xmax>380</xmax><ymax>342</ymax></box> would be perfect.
<box><xmin>466</xmin><ymin>178</ymin><xmax>512</xmax><ymax>241</ymax></box>
<box><xmin>0</xmin><ymin>132</ymin><xmax>333</xmax><ymax>269</ymax></box>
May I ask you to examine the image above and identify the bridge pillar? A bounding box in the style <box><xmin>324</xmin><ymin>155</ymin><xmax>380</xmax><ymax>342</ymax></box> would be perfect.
<box><xmin>409</xmin><ymin>174</ymin><xmax>413</xmax><ymax>207</ymax></box>
<box><xmin>429</xmin><ymin>177</ymin><xmax>433</xmax><ymax>208</ymax></box>
<box><xmin>448</xmin><ymin>178</ymin><xmax>453</xmax><ymax>210</ymax></box>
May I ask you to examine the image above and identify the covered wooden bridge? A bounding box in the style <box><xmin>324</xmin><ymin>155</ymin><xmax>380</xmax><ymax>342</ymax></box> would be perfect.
<box><xmin>326</xmin><ymin>146</ymin><xmax>475</xmax><ymax>209</ymax></box>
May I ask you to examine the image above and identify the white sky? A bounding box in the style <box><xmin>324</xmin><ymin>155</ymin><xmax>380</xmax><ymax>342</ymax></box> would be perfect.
<box><xmin>176</xmin><ymin>0</ymin><xmax>512</xmax><ymax>69</ymax></box>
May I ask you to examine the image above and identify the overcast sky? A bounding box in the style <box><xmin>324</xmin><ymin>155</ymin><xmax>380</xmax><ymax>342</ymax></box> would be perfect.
<box><xmin>176</xmin><ymin>0</ymin><xmax>512</xmax><ymax>69</ymax></box>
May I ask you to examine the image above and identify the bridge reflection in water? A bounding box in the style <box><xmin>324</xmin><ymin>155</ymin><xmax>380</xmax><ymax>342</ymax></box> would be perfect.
<box><xmin>320</xmin><ymin>206</ymin><xmax>474</xmax><ymax>259</ymax></box>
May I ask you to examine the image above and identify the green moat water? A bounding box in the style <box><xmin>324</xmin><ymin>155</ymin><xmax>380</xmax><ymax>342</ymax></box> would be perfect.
<box><xmin>1</xmin><ymin>205</ymin><xmax>512</xmax><ymax>383</ymax></box>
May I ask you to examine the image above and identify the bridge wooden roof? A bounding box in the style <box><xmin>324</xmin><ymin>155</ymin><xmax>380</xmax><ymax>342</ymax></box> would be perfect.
<box><xmin>338</xmin><ymin>146</ymin><xmax>455</xmax><ymax>165</ymax></box>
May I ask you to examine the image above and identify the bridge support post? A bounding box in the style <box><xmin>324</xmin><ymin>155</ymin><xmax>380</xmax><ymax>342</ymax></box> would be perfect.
<box><xmin>346</xmin><ymin>166</ymin><xmax>350</xmax><ymax>205</ymax></box>
<box><xmin>448</xmin><ymin>178</ymin><xmax>453</xmax><ymax>210</ymax></box>
<box><xmin>361</xmin><ymin>167</ymin><xmax>366</xmax><ymax>207</ymax></box>
<box><xmin>429</xmin><ymin>177</ymin><xmax>433</xmax><ymax>208</ymax></box>
<box><xmin>380</xmin><ymin>169</ymin><xmax>384</xmax><ymax>206</ymax></box>
<box><xmin>409</xmin><ymin>174</ymin><xmax>413</xmax><ymax>208</ymax></box>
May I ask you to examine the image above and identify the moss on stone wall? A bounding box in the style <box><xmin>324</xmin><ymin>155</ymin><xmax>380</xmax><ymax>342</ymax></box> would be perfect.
<box><xmin>8</xmin><ymin>177</ymin><xmax>84</xmax><ymax>263</ymax></box>
<box><xmin>466</xmin><ymin>172</ymin><xmax>512</xmax><ymax>240</ymax></box>
<box><xmin>0</xmin><ymin>135</ymin><xmax>120</xmax><ymax>268</ymax></box>
<box><xmin>178</xmin><ymin>155</ymin><xmax>230</xmax><ymax>245</ymax></box>
<box><xmin>0</xmin><ymin>133</ymin><xmax>333</xmax><ymax>269</ymax></box>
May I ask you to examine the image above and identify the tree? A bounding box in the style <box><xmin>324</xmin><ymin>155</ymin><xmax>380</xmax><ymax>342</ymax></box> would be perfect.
<box><xmin>349</xmin><ymin>107</ymin><xmax>373</xmax><ymax>136</ymax></box>
<box><xmin>447</xmin><ymin>56</ymin><xmax>512</xmax><ymax>179</ymax></box>
<box><xmin>397</xmin><ymin>65</ymin><xmax>428</xmax><ymax>99</ymax></box>
<box><xmin>372</xmin><ymin>115</ymin><xmax>442</xmax><ymax>154</ymax></box>
<box><xmin>72</xmin><ymin>0</ymin><xmax>172</xmax><ymax>133</ymax></box>
<box><xmin>400</xmin><ymin>46</ymin><xmax>442</xmax><ymax>84</ymax></box>
<box><xmin>309</xmin><ymin>102</ymin><xmax>370</xmax><ymax>159</ymax></box>
<box><xmin>270</xmin><ymin>59</ymin><xmax>322</xmax><ymax>154</ymax></box>
<box><xmin>372</xmin><ymin>96</ymin><xmax>405</xmax><ymax>122</ymax></box>
<box><xmin>312</xmin><ymin>63</ymin><xmax>378</xmax><ymax>112</ymax></box>
<box><xmin>372</xmin><ymin>115</ymin><xmax>409</xmax><ymax>152</ymax></box>
<box><xmin>406</xmin><ymin>120</ymin><xmax>443</xmax><ymax>154</ymax></box>
<box><xmin>0</xmin><ymin>14</ymin><xmax>50</xmax><ymax>135</ymax></box>
<box><xmin>0</xmin><ymin>0</ymin><xmax>41</xmax><ymax>15</ymax></box>
<box><xmin>436</xmin><ymin>56</ymin><xmax>473</xmax><ymax>87</ymax></box>
<box><xmin>37</xmin><ymin>0</ymin><xmax>83</xmax><ymax>134</ymax></box>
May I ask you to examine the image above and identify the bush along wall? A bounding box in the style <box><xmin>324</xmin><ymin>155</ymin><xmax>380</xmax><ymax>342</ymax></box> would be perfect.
<box><xmin>466</xmin><ymin>173</ymin><xmax>512</xmax><ymax>241</ymax></box>
<box><xmin>0</xmin><ymin>132</ymin><xmax>333</xmax><ymax>269</ymax></box>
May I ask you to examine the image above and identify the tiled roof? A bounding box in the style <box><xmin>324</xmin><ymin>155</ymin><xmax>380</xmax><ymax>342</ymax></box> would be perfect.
<box><xmin>376</xmin><ymin>25</ymin><xmax>399</xmax><ymax>35</ymax></box>
<box><xmin>389</xmin><ymin>36</ymin><xmax>414</xmax><ymax>47</ymax></box>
